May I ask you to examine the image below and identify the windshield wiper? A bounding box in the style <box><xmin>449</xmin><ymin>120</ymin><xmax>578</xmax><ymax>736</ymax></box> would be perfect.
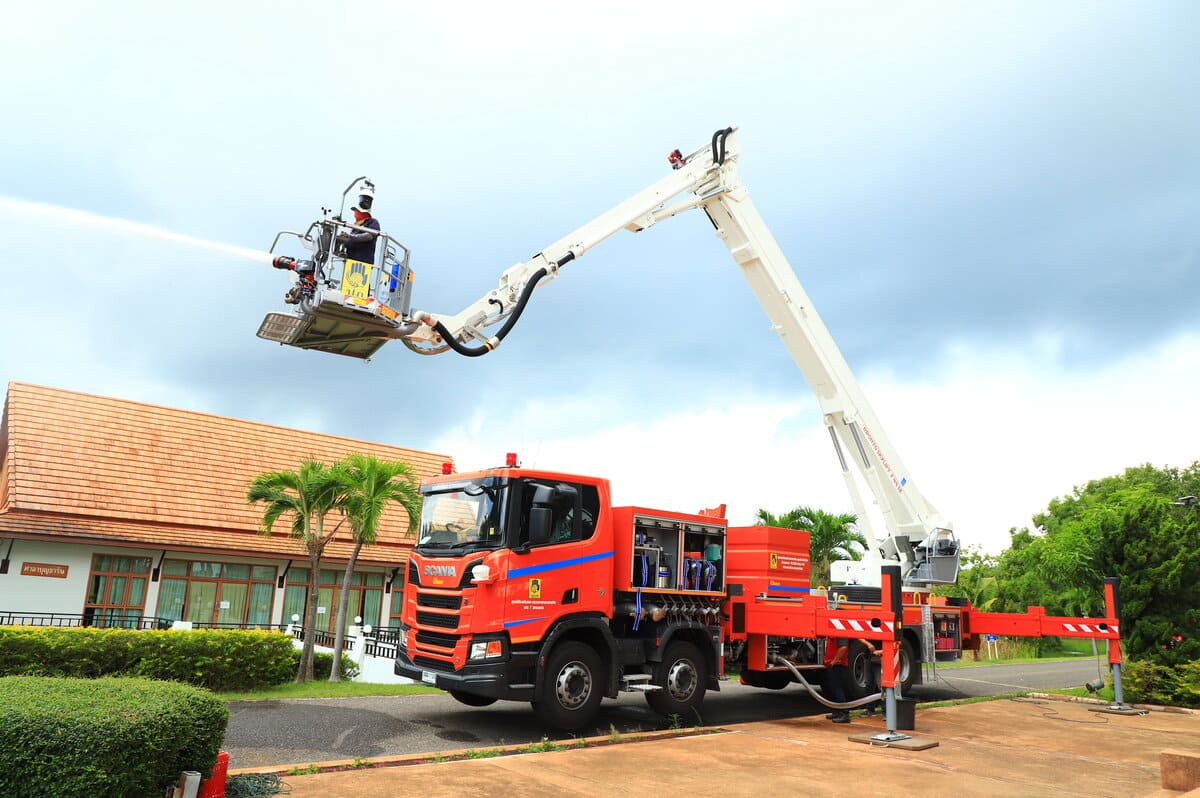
<box><xmin>418</xmin><ymin>540</ymin><xmax>461</xmax><ymax>550</ymax></box>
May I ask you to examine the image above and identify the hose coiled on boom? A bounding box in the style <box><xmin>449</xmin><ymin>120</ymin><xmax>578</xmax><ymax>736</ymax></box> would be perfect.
<box><xmin>433</xmin><ymin>265</ymin><xmax>550</xmax><ymax>357</ymax></box>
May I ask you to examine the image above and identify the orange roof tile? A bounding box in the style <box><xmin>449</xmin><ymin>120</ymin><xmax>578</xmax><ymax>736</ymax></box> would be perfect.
<box><xmin>0</xmin><ymin>382</ymin><xmax>452</xmax><ymax>566</ymax></box>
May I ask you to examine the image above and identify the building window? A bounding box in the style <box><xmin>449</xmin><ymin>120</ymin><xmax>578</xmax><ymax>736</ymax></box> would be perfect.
<box><xmin>155</xmin><ymin>560</ymin><xmax>277</xmax><ymax>628</ymax></box>
<box><xmin>283</xmin><ymin>568</ymin><xmax>385</xmax><ymax>633</ymax></box>
<box><xmin>282</xmin><ymin>568</ymin><xmax>309</xmax><ymax>628</ymax></box>
<box><xmin>388</xmin><ymin>570</ymin><xmax>406</xmax><ymax>629</ymax></box>
<box><xmin>83</xmin><ymin>554</ymin><xmax>152</xmax><ymax>628</ymax></box>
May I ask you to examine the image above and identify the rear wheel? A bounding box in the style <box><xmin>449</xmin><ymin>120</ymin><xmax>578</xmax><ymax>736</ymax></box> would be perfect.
<box><xmin>645</xmin><ymin>640</ymin><xmax>707</xmax><ymax>719</ymax></box>
<box><xmin>848</xmin><ymin>639</ymin><xmax>916</xmax><ymax>697</ymax></box>
<box><xmin>897</xmin><ymin>639</ymin><xmax>916</xmax><ymax>695</ymax></box>
<box><xmin>532</xmin><ymin>641</ymin><xmax>604</xmax><ymax>731</ymax></box>
<box><xmin>448</xmin><ymin>689</ymin><xmax>497</xmax><ymax>707</ymax></box>
<box><xmin>847</xmin><ymin>640</ymin><xmax>874</xmax><ymax>699</ymax></box>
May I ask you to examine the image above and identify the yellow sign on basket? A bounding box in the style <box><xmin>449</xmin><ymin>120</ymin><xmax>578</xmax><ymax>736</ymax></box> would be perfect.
<box><xmin>341</xmin><ymin>258</ymin><xmax>373</xmax><ymax>299</ymax></box>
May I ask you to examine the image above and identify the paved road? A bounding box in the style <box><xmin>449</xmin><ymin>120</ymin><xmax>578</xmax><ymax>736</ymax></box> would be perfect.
<box><xmin>223</xmin><ymin>658</ymin><xmax>1108</xmax><ymax>768</ymax></box>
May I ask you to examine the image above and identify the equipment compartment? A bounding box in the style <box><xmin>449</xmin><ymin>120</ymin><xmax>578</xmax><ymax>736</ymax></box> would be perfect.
<box><xmin>611</xmin><ymin>507</ymin><xmax>727</xmax><ymax>593</ymax></box>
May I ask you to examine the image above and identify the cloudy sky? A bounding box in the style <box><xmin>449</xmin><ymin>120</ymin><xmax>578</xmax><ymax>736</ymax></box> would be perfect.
<box><xmin>2</xmin><ymin>2</ymin><xmax>1197</xmax><ymax>555</ymax></box>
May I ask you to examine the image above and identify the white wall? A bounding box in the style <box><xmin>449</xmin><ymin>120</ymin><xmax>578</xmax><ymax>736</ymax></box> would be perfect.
<box><xmin>0</xmin><ymin>539</ymin><xmax>391</xmax><ymax>629</ymax></box>
<box><xmin>0</xmin><ymin>540</ymin><xmax>161</xmax><ymax>616</ymax></box>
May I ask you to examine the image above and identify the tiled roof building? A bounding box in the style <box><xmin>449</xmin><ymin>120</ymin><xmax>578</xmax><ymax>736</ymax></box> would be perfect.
<box><xmin>0</xmin><ymin>382</ymin><xmax>449</xmax><ymax>632</ymax></box>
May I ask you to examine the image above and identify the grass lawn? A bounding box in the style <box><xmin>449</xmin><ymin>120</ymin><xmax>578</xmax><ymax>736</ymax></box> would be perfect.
<box><xmin>219</xmin><ymin>681</ymin><xmax>442</xmax><ymax>702</ymax></box>
<box><xmin>934</xmin><ymin>652</ymin><xmax>1101</xmax><ymax>669</ymax></box>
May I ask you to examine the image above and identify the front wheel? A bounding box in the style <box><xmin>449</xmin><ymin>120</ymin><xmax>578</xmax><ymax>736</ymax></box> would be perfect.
<box><xmin>645</xmin><ymin>640</ymin><xmax>707</xmax><ymax>720</ymax></box>
<box><xmin>532</xmin><ymin>641</ymin><xmax>604</xmax><ymax>731</ymax></box>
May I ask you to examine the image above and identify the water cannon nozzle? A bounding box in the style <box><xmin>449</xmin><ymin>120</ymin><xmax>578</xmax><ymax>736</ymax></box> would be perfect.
<box><xmin>273</xmin><ymin>256</ymin><xmax>315</xmax><ymax>274</ymax></box>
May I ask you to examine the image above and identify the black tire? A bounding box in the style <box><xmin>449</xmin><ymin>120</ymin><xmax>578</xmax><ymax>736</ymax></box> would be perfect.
<box><xmin>897</xmin><ymin>638</ymin><xmax>917</xmax><ymax>695</ymax></box>
<box><xmin>846</xmin><ymin>640</ymin><xmax>874</xmax><ymax>699</ymax></box>
<box><xmin>532</xmin><ymin>641</ymin><xmax>604</xmax><ymax>730</ymax></box>
<box><xmin>848</xmin><ymin>639</ymin><xmax>916</xmax><ymax>697</ymax></box>
<box><xmin>645</xmin><ymin>640</ymin><xmax>707</xmax><ymax>719</ymax></box>
<box><xmin>448</xmin><ymin>689</ymin><xmax>498</xmax><ymax>707</ymax></box>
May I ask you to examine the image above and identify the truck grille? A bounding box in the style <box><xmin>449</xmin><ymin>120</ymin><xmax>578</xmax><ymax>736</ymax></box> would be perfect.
<box><xmin>417</xmin><ymin>592</ymin><xmax>462</xmax><ymax>610</ymax></box>
<box><xmin>413</xmin><ymin>655</ymin><xmax>453</xmax><ymax>671</ymax></box>
<box><xmin>416</xmin><ymin>610</ymin><xmax>459</xmax><ymax>629</ymax></box>
<box><xmin>415</xmin><ymin>630</ymin><xmax>459</xmax><ymax>650</ymax></box>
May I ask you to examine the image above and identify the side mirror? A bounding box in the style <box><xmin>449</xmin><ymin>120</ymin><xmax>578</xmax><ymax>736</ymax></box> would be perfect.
<box><xmin>529</xmin><ymin>507</ymin><xmax>552</xmax><ymax>545</ymax></box>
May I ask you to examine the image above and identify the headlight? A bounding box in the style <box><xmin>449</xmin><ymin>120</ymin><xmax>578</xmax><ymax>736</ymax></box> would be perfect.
<box><xmin>468</xmin><ymin>637</ymin><xmax>505</xmax><ymax>661</ymax></box>
<box><xmin>397</xmin><ymin>625</ymin><xmax>408</xmax><ymax>650</ymax></box>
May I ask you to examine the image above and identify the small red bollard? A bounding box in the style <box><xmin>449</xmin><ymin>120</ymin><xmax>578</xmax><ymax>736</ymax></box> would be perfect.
<box><xmin>197</xmin><ymin>751</ymin><xmax>229</xmax><ymax>798</ymax></box>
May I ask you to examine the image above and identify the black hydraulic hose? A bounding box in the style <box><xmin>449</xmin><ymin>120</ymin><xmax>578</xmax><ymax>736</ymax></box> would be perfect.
<box><xmin>712</xmin><ymin>126</ymin><xmax>734</xmax><ymax>164</ymax></box>
<box><xmin>433</xmin><ymin>264</ymin><xmax>553</xmax><ymax>357</ymax></box>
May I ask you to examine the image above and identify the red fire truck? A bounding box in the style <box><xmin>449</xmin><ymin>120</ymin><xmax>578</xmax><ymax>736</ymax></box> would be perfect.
<box><xmin>393</xmin><ymin>456</ymin><xmax>1122</xmax><ymax>730</ymax></box>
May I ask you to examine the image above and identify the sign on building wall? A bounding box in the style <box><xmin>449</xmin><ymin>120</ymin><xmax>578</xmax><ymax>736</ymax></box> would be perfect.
<box><xmin>20</xmin><ymin>562</ymin><xmax>69</xmax><ymax>579</ymax></box>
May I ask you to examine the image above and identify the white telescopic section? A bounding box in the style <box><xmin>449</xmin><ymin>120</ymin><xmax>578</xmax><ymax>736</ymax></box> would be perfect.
<box><xmin>403</xmin><ymin>129</ymin><xmax>950</xmax><ymax>581</ymax></box>
<box><xmin>699</xmin><ymin>136</ymin><xmax>949</xmax><ymax>575</ymax></box>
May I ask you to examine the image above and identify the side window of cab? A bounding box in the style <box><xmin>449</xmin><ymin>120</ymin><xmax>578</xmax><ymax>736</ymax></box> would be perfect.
<box><xmin>578</xmin><ymin>484</ymin><xmax>599</xmax><ymax>540</ymax></box>
<box><xmin>550</xmin><ymin>483</ymin><xmax>601</xmax><ymax>544</ymax></box>
<box><xmin>518</xmin><ymin>481</ymin><xmax>601</xmax><ymax>546</ymax></box>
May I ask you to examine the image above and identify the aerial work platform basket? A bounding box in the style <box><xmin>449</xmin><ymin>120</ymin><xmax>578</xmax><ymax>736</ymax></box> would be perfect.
<box><xmin>258</xmin><ymin>206</ymin><xmax>418</xmax><ymax>360</ymax></box>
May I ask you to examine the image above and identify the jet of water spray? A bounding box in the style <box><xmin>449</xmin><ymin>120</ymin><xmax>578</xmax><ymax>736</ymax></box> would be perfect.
<box><xmin>0</xmin><ymin>195</ymin><xmax>276</xmax><ymax>266</ymax></box>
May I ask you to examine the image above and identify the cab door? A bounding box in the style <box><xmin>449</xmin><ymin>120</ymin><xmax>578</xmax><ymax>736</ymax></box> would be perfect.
<box><xmin>502</xmin><ymin>479</ymin><xmax>608</xmax><ymax>642</ymax></box>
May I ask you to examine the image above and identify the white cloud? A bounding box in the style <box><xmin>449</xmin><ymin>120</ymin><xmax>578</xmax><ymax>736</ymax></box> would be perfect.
<box><xmin>432</xmin><ymin>333</ymin><xmax>1200</xmax><ymax>555</ymax></box>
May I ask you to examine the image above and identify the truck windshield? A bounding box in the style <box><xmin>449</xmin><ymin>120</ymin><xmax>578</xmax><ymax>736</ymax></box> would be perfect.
<box><xmin>417</xmin><ymin>480</ymin><xmax>506</xmax><ymax>553</ymax></box>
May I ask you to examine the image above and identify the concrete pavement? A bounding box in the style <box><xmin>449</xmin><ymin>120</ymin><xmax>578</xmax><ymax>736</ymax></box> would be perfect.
<box><xmin>230</xmin><ymin>696</ymin><xmax>1199</xmax><ymax>797</ymax></box>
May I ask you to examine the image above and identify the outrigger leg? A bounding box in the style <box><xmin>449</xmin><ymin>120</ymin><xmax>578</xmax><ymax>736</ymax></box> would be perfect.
<box><xmin>1091</xmin><ymin>578</ymin><xmax>1143</xmax><ymax>716</ymax></box>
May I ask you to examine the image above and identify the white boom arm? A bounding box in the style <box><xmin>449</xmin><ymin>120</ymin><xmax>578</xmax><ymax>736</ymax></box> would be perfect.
<box><xmin>405</xmin><ymin>128</ymin><xmax>957</xmax><ymax>587</ymax></box>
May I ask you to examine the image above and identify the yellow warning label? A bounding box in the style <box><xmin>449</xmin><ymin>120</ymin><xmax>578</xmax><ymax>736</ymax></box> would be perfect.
<box><xmin>529</xmin><ymin>578</ymin><xmax>541</xmax><ymax>599</ymax></box>
<box><xmin>769</xmin><ymin>553</ymin><xmax>779</xmax><ymax>570</ymax></box>
<box><xmin>341</xmin><ymin>258</ymin><xmax>373</xmax><ymax>299</ymax></box>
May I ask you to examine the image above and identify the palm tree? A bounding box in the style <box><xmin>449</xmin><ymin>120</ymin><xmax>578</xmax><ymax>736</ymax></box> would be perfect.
<box><xmin>329</xmin><ymin>454</ymin><xmax>422</xmax><ymax>682</ymax></box>
<box><xmin>247</xmin><ymin>460</ymin><xmax>349</xmax><ymax>682</ymax></box>
<box><xmin>756</xmin><ymin>505</ymin><xmax>866</xmax><ymax>585</ymax></box>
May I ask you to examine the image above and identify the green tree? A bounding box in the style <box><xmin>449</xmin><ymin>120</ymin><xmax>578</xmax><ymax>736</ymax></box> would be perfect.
<box><xmin>247</xmin><ymin>460</ymin><xmax>349</xmax><ymax>682</ymax></box>
<box><xmin>934</xmin><ymin>546</ymin><xmax>1000</xmax><ymax>610</ymax></box>
<box><xmin>755</xmin><ymin>505</ymin><xmax>865</xmax><ymax>585</ymax></box>
<box><xmin>329</xmin><ymin>454</ymin><xmax>422</xmax><ymax>682</ymax></box>
<box><xmin>997</xmin><ymin>463</ymin><xmax>1200</xmax><ymax>664</ymax></box>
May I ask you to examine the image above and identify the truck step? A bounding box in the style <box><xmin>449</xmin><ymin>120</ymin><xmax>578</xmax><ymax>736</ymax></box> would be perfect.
<box><xmin>622</xmin><ymin>674</ymin><xmax>653</xmax><ymax>682</ymax></box>
<box><xmin>623</xmin><ymin>684</ymin><xmax>662</xmax><ymax>692</ymax></box>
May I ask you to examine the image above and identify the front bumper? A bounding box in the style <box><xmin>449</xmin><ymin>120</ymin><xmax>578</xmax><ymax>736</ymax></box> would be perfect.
<box><xmin>395</xmin><ymin>649</ymin><xmax>538</xmax><ymax>701</ymax></box>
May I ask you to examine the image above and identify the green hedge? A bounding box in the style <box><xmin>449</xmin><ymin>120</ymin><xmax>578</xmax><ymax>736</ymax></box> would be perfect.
<box><xmin>0</xmin><ymin>676</ymin><xmax>228</xmax><ymax>798</ymax></box>
<box><xmin>308</xmin><ymin>650</ymin><xmax>359</xmax><ymax>680</ymax></box>
<box><xmin>0</xmin><ymin>627</ymin><xmax>299</xmax><ymax>690</ymax></box>
<box><xmin>1122</xmin><ymin>659</ymin><xmax>1200</xmax><ymax>708</ymax></box>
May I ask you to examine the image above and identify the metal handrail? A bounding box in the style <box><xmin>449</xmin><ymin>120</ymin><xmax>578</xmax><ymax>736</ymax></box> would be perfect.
<box><xmin>0</xmin><ymin>612</ymin><xmax>282</xmax><ymax>632</ymax></box>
